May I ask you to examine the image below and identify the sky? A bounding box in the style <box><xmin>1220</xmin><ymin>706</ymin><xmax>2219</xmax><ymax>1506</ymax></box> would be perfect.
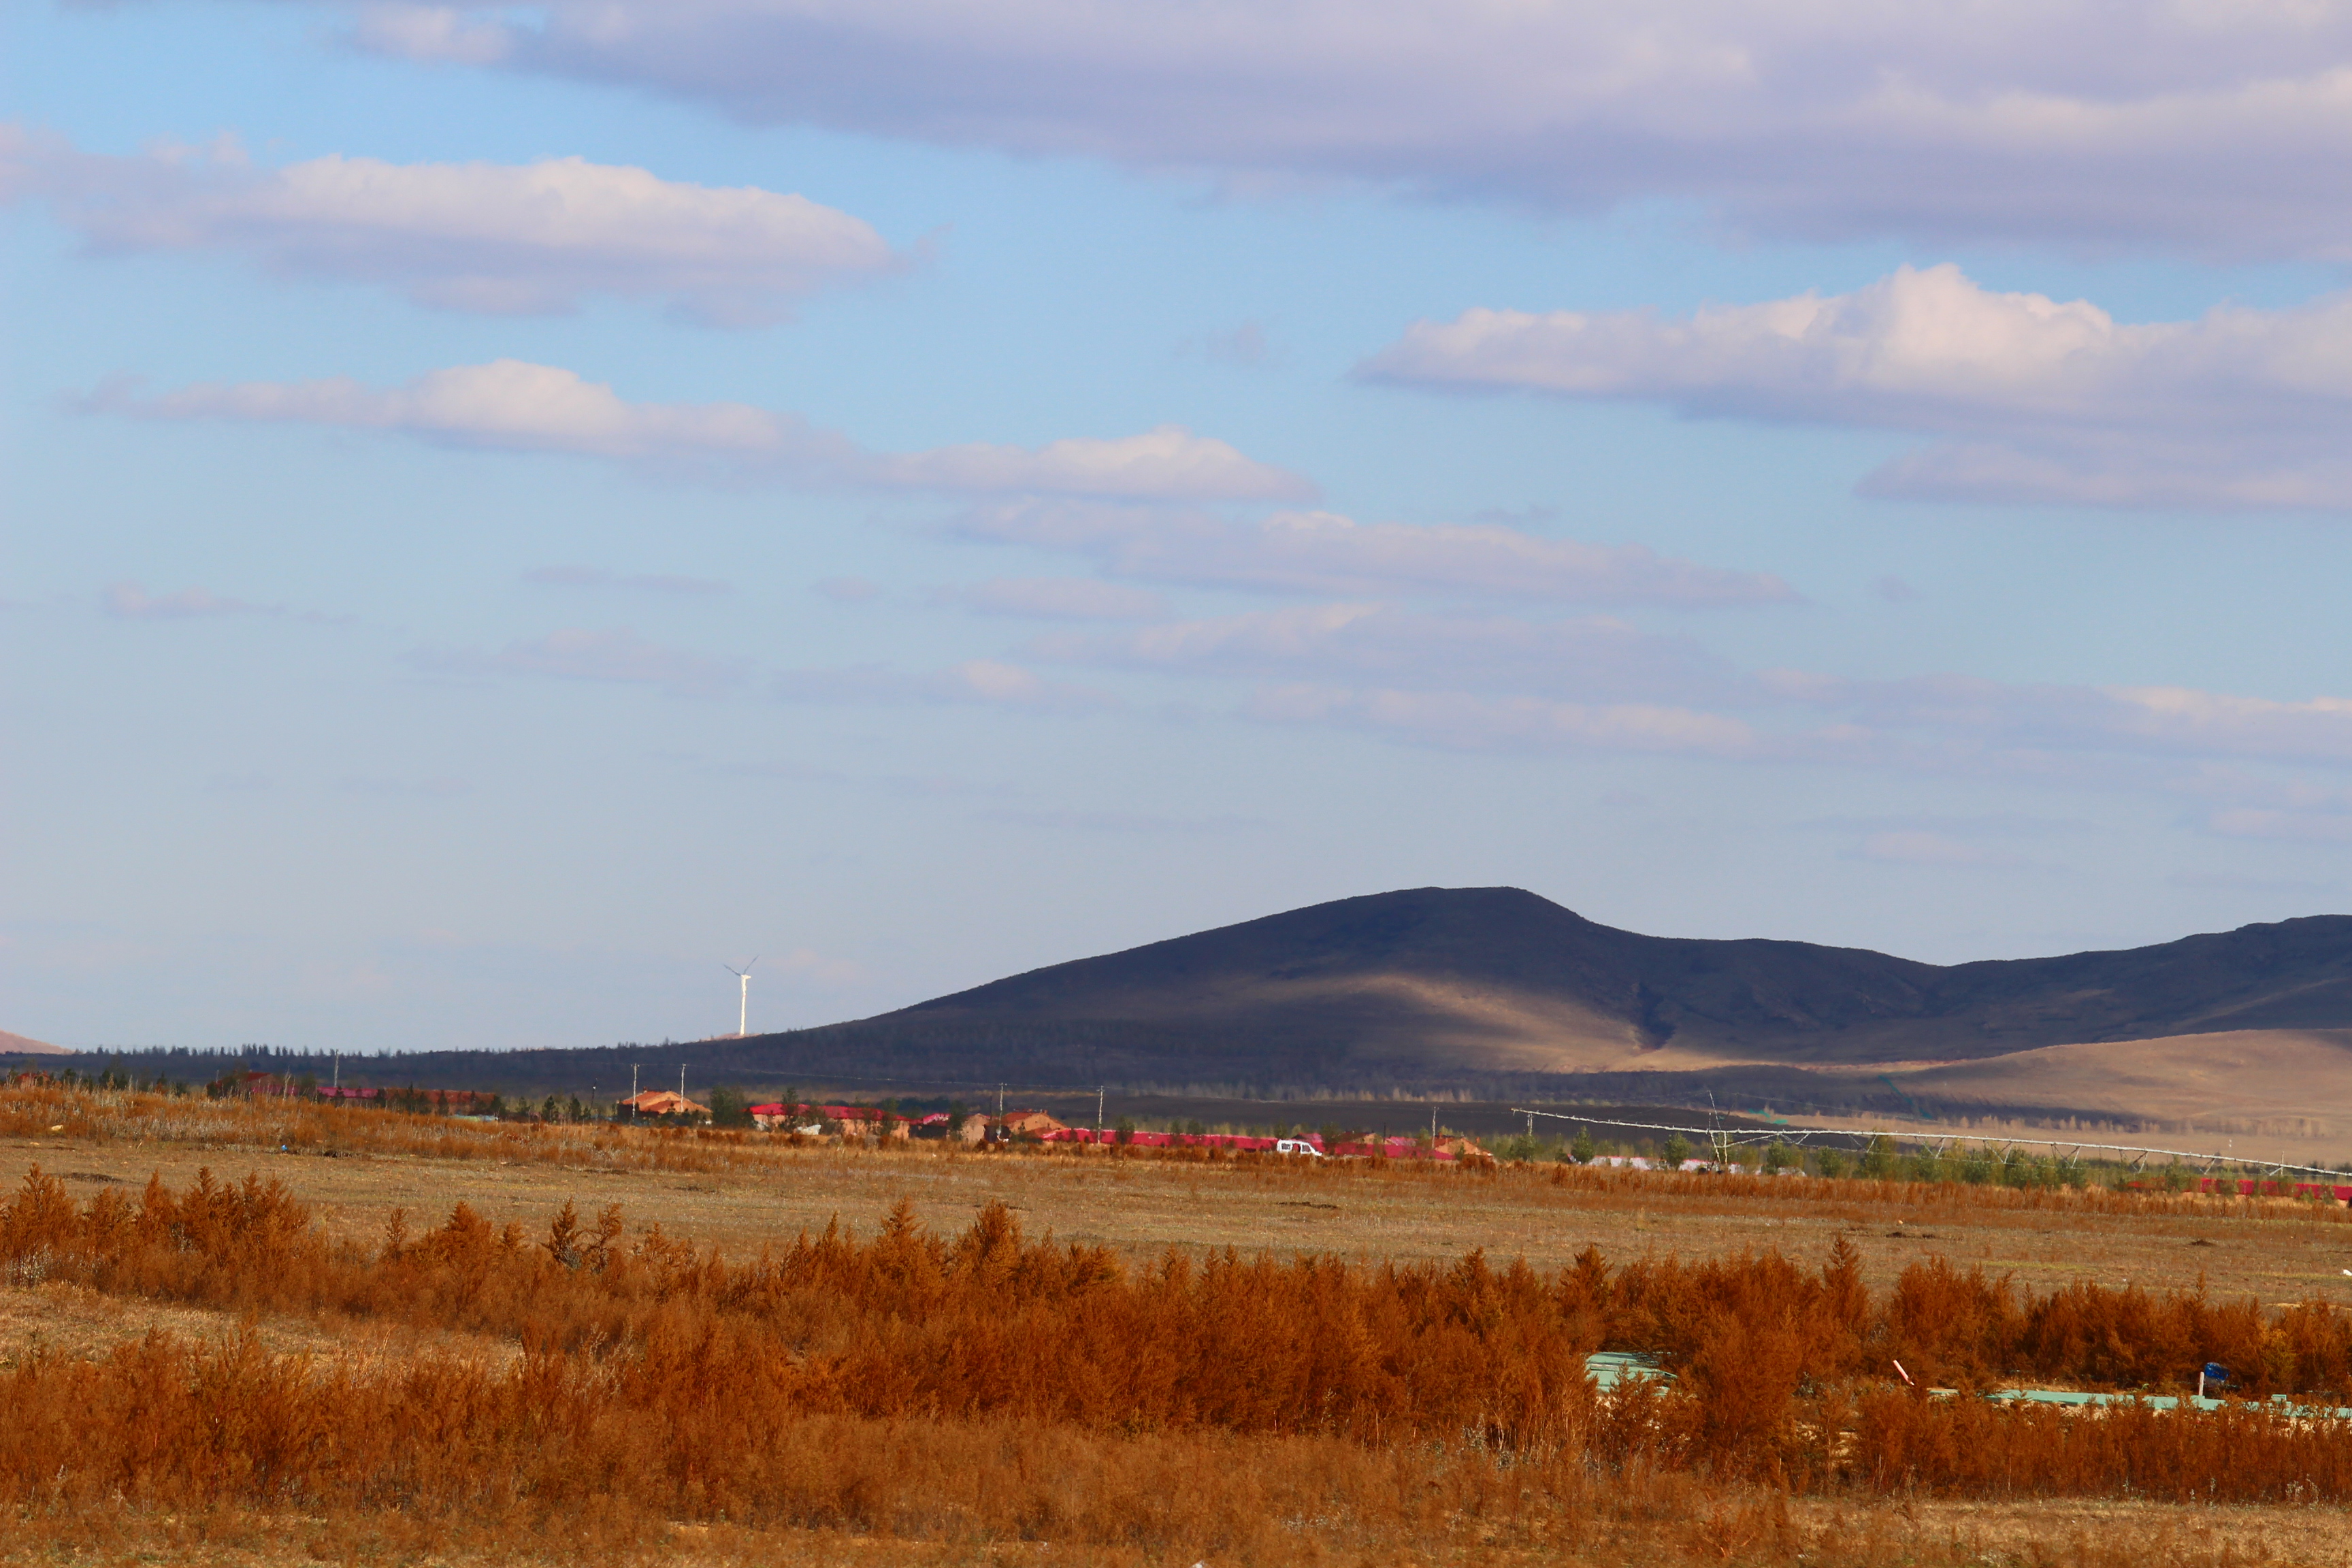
<box><xmin>8</xmin><ymin>0</ymin><xmax>2352</xmax><ymax>1054</ymax></box>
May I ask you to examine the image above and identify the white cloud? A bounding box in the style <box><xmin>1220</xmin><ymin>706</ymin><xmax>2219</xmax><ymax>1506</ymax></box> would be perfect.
<box><xmin>876</xmin><ymin>426</ymin><xmax>1313</xmax><ymax>503</ymax></box>
<box><xmin>1365</xmin><ymin>264</ymin><xmax>2352</xmax><ymax>510</ymax></box>
<box><xmin>321</xmin><ymin>0</ymin><xmax>2352</xmax><ymax>259</ymax></box>
<box><xmin>94</xmin><ymin>361</ymin><xmax>1307</xmax><ymax>500</ymax></box>
<box><xmin>954</xmin><ymin>502</ymin><xmax>1796</xmax><ymax>606</ymax></box>
<box><xmin>103</xmin><ymin>581</ymin><xmax>276</xmax><ymax>619</ymax></box>
<box><xmin>421</xmin><ymin>627</ymin><xmax>746</xmax><ymax>695</ymax></box>
<box><xmin>951</xmin><ymin>577</ymin><xmax>1169</xmax><ymax>621</ymax></box>
<box><xmin>103</xmin><ymin>359</ymin><xmax>817</xmax><ymax>463</ymax></box>
<box><xmin>6</xmin><ymin>127</ymin><xmax>896</xmax><ymax>323</ymax></box>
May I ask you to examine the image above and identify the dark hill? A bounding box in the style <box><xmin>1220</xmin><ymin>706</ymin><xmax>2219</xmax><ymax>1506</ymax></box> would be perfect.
<box><xmin>51</xmin><ymin>889</ymin><xmax>2352</xmax><ymax>1128</ymax></box>
<box><xmin>766</xmin><ymin>886</ymin><xmax>2352</xmax><ymax>1086</ymax></box>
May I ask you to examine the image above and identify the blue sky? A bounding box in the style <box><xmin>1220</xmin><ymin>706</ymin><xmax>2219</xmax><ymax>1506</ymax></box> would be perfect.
<box><xmin>10</xmin><ymin>0</ymin><xmax>2352</xmax><ymax>1052</ymax></box>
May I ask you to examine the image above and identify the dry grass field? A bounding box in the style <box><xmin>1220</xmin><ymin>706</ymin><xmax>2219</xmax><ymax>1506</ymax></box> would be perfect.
<box><xmin>6</xmin><ymin>1084</ymin><xmax>2352</xmax><ymax>1565</ymax></box>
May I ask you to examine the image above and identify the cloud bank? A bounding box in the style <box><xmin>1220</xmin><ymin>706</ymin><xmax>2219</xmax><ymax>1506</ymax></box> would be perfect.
<box><xmin>327</xmin><ymin>0</ymin><xmax>2352</xmax><ymax>258</ymax></box>
<box><xmin>1009</xmin><ymin>594</ymin><xmax>2352</xmax><ymax>801</ymax></box>
<box><xmin>3</xmin><ymin>127</ymin><xmax>896</xmax><ymax>323</ymax></box>
<box><xmin>1365</xmin><ymin>265</ymin><xmax>2352</xmax><ymax>510</ymax></box>
<box><xmin>94</xmin><ymin>361</ymin><xmax>1310</xmax><ymax>500</ymax></box>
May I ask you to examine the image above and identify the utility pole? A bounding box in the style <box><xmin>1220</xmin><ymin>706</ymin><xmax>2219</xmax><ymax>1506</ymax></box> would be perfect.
<box><xmin>631</xmin><ymin>1064</ymin><xmax>639</xmax><ymax>1122</ymax></box>
<box><xmin>997</xmin><ymin>1082</ymin><xmax>1006</xmax><ymax>1124</ymax></box>
<box><xmin>1096</xmin><ymin>1085</ymin><xmax>1105</xmax><ymax>1132</ymax></box>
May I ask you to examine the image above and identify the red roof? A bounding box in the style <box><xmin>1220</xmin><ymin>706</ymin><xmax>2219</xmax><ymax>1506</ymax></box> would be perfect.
<box><xmin>749</xmin><ymin>1101</ymin><xmax>887</xmax><ymax>1122</ymax></box>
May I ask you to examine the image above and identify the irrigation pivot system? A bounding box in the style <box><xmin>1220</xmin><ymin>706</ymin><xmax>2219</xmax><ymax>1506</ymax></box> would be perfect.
<box><xmin>1512</xmin><ymin>1107</ymin><xmax>2351</xmax><ymax>1183</ymax></box>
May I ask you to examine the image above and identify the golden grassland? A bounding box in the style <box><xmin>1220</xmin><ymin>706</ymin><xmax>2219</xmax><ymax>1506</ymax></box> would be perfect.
<box><xmin>14</xmin><ymin>1082</ymin><xmax>2352</xmax><ymax>1301</ymax></box>
<box><xmin>6</xmin><ymin>1084</ymin><xmax>2352</xmax><ymax>1565</ymax></box>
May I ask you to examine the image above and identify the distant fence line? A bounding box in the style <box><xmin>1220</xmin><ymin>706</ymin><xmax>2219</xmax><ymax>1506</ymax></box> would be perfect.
<box><xmin>1514</xmin><ymin>1108</ymin><xmax>2351</xmax><ymax>1180</ymax></box>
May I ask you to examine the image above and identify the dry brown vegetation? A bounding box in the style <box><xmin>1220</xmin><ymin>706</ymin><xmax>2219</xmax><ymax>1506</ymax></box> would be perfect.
<box><xmin>8</xmin><ymin>1083</ymin><xmax>2352</xmax><ymax>1565</ymax></box>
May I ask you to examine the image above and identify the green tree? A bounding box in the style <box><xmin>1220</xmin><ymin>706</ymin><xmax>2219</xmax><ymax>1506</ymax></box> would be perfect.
<box><xmin>709</xmin><ymin>1086</ymin><xmax>752</xmax><ymax>1128</ymax></box>
<box><xmin>1861</xmin><ymin>1133</ymin><xmax>1897</xmax><ymax>1179</ymax></box>
<box><xmin>1661</xmin><ymin>1132</ymin><xmax>1691</xmax><ymax>1169</ymax></box>
<box><xmin>1761</xmin><ymin>1138</ymin><xmax>1792</xmax><ymax>1175</ymax></box>
<box><xmin>1815</xmin><ymin>1147</ymin><xmax>1850</xmax><ymax>1179</ymax></box>
<box><xmin>1571</xmin><ymin>1126</ymin><xmax>1597</xmax><ymax>1164</ymax></box>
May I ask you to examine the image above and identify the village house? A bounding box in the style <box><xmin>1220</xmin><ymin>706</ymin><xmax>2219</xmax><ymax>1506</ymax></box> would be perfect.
<box><xmin>748</xmin><ymin>1102</ymin><xmax>911</xmax><ymax>1139</ymax></box>
<box><xmin>619</xmin><ymin>1089</ymin><xmax>710</xmax><ymax>1119</ymax></box>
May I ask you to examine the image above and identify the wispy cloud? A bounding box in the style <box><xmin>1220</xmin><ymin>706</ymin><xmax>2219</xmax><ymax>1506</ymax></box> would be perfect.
<box><xmin>5</xmin><ymin>127</ymin><xmax>898</xmax><ymax>323</ymax></box>
<box><xmin>523</xmin><ymin>566</ymin><xmax>728</xmax><ymax>595</ymax></box>
<box><xmin>333</xmin><ymin>774</ymin><xmax>472</xmax><ymax>798</ymax></box>
<box><xmin>1028</xmin><ymin>603</ymin><xmax>1742</xmax><ymax>704</ymax></box>
<box><xmin>1185</xmin><ymin>320</ymin><xmax>1273</xmax><ymax>368</ymax></box>
<box><xmin>1852</xmin><ymin>830</ymin><xmax>2029</xmax><ymax>868</ymax></box>
<box><xmin>970</xmin><ymin>806</ymin><xmax>1262</xmax><ymax>834</ymax></box>
<box><xmin>1365</xmin><ymin>264</ymin><xmax>2352</xmax><ymax>511</ymax></box>
<box><xmin>419</xmin><ymin>627</ymin><xmax>746</xmax><ymax>695</ymax></box>
<box><xmin>93</xmin><ymin>360</ymin><xmax>1310</xmax><ymax>501</ymax></box>
<box><xmin>947</xmin><ymin>576</ymin><xmax>1169</xmax><ymax>621</ymax></box>
<box><xmin>2204</xmin><ymin>808</ymin><xmax>2352</xmax><ymax>843</ymax></box>
<box><xmin>103</xmin><ymin>581</ymin><xmax>277</xmax><ymax>619</ymax></box>
<box><xmin>955</xmin><ymin>502</ymin><xmax>1797</xmax><ymax>606</ymax></box>
<box><xmin>772</xmin><ymin>659</ymin><xmax>1117</xmax><ymax>712</ymax></box>
<box><xmin>1245</xmin><ymin>684</ymin><xmax>1759</xmax><ymax>756</ymax></box>
<box><xmin>813</xmin><ymin>578</ymin><xmax>882</xmax><ymax>604</ymax></box>
<box><xmin>998</xmin><ymin>591</ymin><xmax>2352</xmax><ymax>798</ymax></box>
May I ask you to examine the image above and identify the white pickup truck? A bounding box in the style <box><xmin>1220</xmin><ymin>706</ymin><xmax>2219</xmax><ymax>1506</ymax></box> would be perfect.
<box><xmin>1273</xmin><ymin>1137</ymin><xmax>1324</xmax><ymax>1157</ymax></box>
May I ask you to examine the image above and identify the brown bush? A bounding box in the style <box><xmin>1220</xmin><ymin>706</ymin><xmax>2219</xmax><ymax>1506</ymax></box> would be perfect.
<box><xmin>8</xmin><ymin>1162</ymin><xmax>2352</xmax><ymax>1541</ymax></box>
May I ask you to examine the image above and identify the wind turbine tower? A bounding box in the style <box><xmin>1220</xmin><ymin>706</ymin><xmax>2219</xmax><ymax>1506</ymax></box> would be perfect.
<box><xmin>723</xmin><ymin>957</ymin><xmax>758</xmax><ymax>1039</ymax></box>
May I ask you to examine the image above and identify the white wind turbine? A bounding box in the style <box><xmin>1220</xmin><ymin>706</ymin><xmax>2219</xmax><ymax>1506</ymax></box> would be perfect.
<box><xmin>723</xmin><ymin>957</ymin><xmax>758</xmax><ymax>1038</ymax></box>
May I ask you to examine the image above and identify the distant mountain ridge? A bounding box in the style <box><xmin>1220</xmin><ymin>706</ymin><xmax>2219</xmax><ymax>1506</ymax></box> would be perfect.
<box><xmin>877</xmin><ymin>885</ymin><xmax>2352</xmax><ymax>1074</ymax></box>
<box><xmin>47</xmin><ymin>890</ymin><xmax>2352</xmax><ymax>1146</ymax></box>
